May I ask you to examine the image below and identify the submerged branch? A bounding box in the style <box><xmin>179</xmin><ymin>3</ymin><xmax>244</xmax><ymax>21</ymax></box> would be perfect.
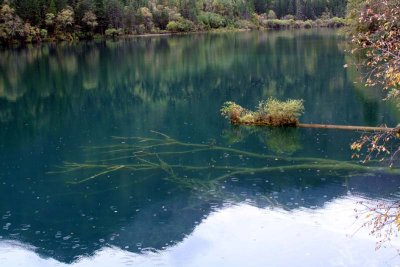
<box><xmin>67</xmin><ymin>165</ymin><xmax>126</xmax><ymax>184</ymax></box>
<box><xmin>86</xmin><ymin>134</ymin><xmax>354</xmax><ymax>166</ymax></box>
<box><xmin>51</xmin><ymin>132</ymin><xmax>397</xmax><ymax>187</ymax></box>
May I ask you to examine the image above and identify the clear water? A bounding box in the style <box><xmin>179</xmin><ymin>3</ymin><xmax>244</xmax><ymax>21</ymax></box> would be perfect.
<box><xmin>0</xmin><ymin>30</ymin><xmax>400</xmax><ymax>266</ymax></box>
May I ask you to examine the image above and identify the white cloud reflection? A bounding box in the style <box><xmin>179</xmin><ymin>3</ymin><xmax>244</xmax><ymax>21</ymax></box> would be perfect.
<box><xmin>1</xmin><ymin>196</ymin><xmax>399</xmax><ymax>267</ymax></box>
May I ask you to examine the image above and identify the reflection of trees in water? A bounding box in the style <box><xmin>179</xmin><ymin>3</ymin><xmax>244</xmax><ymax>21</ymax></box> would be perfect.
<box><xmin>223</xmin><ymin>126</ymin><xmax>302</xmax><ymax>155</ymax></box>
<box><xmin>0</xmin><ymin>31</ymin><xmax>382</xmax><ymax>131</ymax></box>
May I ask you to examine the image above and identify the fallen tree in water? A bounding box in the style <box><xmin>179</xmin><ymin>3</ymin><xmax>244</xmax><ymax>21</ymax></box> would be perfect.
<box><xmin>221</xmin><ymin>98</ymin><xmax>399</xmax><ymax>133</ymax></box>
<box><xmin>50</xmin><ymin>131</ymin><xmax>400</xmax><ymax>186</ymax></box>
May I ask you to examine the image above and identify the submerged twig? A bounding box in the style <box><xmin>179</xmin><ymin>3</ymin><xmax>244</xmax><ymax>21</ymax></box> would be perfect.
<box><xmin>50</xmin><ymin>132</ymin><xmax>400</xmax><ymax>188</ymax></box>
<box><xmin>67</xmin><ymin>165</ymin><xmax>126</xmax><ymax>184</ymax></box>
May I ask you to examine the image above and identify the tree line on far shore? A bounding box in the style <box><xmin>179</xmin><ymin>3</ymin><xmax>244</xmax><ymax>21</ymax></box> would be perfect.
<box><xmin>0</xmin><ymin>0</ymin><xmax>347</xmax><ymax>44</ymax></box>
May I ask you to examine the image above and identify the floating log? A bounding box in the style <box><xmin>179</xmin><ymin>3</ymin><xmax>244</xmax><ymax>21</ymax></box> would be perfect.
<box><xmin>232</xmin><ymin>121</ymin><xmax>399</xmax><ymax>133</ymax></box>
<box><xmin>297</xmin><ymin>123</ymin><xmax>397</xmax><ymax>133</ymax></box>
<box><xmin>221</xmin><ymin>100</ymin><xmax>399</xmax><ymax>134</ymax></box>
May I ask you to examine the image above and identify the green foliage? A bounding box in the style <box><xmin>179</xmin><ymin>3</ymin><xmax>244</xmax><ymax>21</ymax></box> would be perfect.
<box><xmin>122</xmin><ymin>3</ymin><xmax>136</xmax><ymax>33</ymax></box>
<box><xmin>55</xmin><ymin>6</ymin><xmax>74</xmax><ymax>32</ymax></box>
<box><xmin>151</xmin><ymin>4</ymin><xmax>170</xmax><ymax>30</ymax></box>
<box><xmin>253</xmin><ymin>0</ymin><xmax>269</xmax><ymax>13</ymax></box>
<box><xmin>82</xmin><ymin>10</ymin><xmax>98</xmax><ymax>33</ymax></box>
<box><xmin>166</xmin><ymin>21</ymin><xmax>178</xmax><ymax>31</ymax></box>
<box><xmin>282</xmin><ymin>14</ymin><xmax>295</xmax><ymax>20</ymax></box>
<box><xmin>221</xmin><ymin>98</ymin><xmax>304</xmax><ymax>126</ymax></box>
<box><xmin>266</xmin><ymin>10</ymin><xmax>277</xmax><ymax>19</ymax></box>
<box><xmin>327</xmin><ymin>17</ymin><xmax>347</xmax><ymax>27</ymax></box>
<box><xmin>293</xmin><ymin>20</ymin><xmax>306</xmax><ymax>28</ymax></box>
<box><xmin>258</xmin><ymin>98</ymin><xmax>304</xmax><ymax>126</ymax></box>
<box><xmin>220</xmin><ymin>101</ymin><xmax>246</xmax><ymax>123</ymax></box>
<box><xmin>105</xmin><ymin>27</ymin><xmax>122</xmax><ymax>38</ymax></box>
<box><xmin>0</xmin><ymin>0</ymin><xmax>349</xmax><ymax>44</ymax></box>
<box><xmin>179</xmin><ymin>0</ymin><xmax>198</xmax><ymax>21</ymax></box>
<box><xmin>264</xmin><ymin>19</ymin><xmax>291</xmax><ymax>29</ymax></box>
<box><xmin>40</xmin><ymin>28</ymin><xmax>48</xmax><ymax>38</ymax></box>
<box><xmin>303</xmin><ymin>20</ymin><xmax>313</xmax><ymax>28</ymax></box>
<box><xmin>234</xmin><ymin>19</ymin><xmax>257</xmax><ymax>30</ymax></box>
<box><xmin>49</xmin><ymin>0</ymin><xmax>57</xmax><ymax>14</ymax></box>
<box><xmin>346</xmin><ymin>0</ymin><xmax>365</xmax><ymax>30</ymax></box>
<box><xmin>23</xmin><ymin>22</ymin><xmax>40</xmax><ymax>42</ymax></box>
<box><xmin>320</xmin><ymin>10</ymin><xmax>332</xmax><ymax>20</ymax></box>
<box><xmin>0</xmin><ymin>2</ymin><xmax>24</xmax><ymax>43</ymax></box>
<box><xmin>45</xmin><ymin>13</ymin><xmax>55</xmax><ymax>26</ymax></box>
<box><xmin>135</xmin><ymin>24</ymin><xmax>146</xmax><ymax>34</ymax></box>
<box><xmin>137</xmin><ymin>7</ymin><xmax>154</xmax><ymax>32</ymax></box>
<box><xmin>105</xmin><ymin>0</ymin><xmax>123</xmax><ymax>28</ymax></box>
<box><xmin>166</xmin><ymin>18</ymin><xmax>193</xmax><ymax>32</ymax></box>
<box><xmin>198</xmin><ymin>11</ymin><xmax>226</xmax><ymax>29</ymax></box>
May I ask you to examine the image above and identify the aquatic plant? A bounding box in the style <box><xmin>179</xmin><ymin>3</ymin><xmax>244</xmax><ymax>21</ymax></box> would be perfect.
<box><xmin>220</xmin><ymin>101</ymin><xmax>247</xmax><ymax>123</ymax></box>
<box><xmin>221</xmin><ymin>98</ymin><xmax>304</xmax><ymax>126</ymax></box>
<box><xmin>258</xmin><ymin>98</ymin><xmax>304</xmax><ymax>126</ymax></box>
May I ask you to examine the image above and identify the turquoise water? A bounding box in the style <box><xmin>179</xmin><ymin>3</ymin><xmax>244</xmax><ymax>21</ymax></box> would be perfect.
<box><xmin>0</xmin><ymin>30</ymin><xmax>399</xmax><ymax>266</ymax></box>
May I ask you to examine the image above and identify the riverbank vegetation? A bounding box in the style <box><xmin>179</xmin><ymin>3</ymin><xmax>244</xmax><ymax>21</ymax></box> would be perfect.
<box><xmin>347</xmin><ymin>0</ymin><xmax>400</xmax><ymax>101</ymax></box>
<box><xmin>0</xmin><ymin>0</ymin><xmax>348</xmax><ymax>45</ymax></box>
<box><xmin>348</xmin><ymin>0</ymin><xmax>400</xmax><ymax>164</ymax></box>
<box><xmin>346</xmin><ymin>0</ymin><xmax>400</xmax><ymax>248</ymax></box>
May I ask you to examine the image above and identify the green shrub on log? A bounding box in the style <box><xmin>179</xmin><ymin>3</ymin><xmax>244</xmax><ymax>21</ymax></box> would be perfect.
<box><xmin>221</xmin><ymin>98</ymin><xmax>304</xmax><ymax>126</ymax></box>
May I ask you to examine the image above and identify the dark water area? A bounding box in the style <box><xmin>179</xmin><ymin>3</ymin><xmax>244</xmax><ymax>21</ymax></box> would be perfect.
<box><xmin>0</xmin><ymin>30</ymin><xmax>399</xmax><ymax>266</ymax></box>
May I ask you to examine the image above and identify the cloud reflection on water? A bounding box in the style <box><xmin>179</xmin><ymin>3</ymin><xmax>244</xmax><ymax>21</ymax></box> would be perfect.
<box><xmin>1</xmin><ymin>196</ymin><xmax>399</xmax><ymax>267</ymax></box>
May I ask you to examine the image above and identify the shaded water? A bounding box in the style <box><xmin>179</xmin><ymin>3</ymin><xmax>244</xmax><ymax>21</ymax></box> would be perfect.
<box><xmin>0</xmin><ymin>30</ymin><xmax>400</xmax><ymax>266</ymax></box>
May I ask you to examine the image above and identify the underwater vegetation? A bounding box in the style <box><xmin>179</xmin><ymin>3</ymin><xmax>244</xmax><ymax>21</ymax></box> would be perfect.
<box><xmin>51</xmin><ymin>132</ymin><xmax>400</xmax><ymax>191</ymax></box>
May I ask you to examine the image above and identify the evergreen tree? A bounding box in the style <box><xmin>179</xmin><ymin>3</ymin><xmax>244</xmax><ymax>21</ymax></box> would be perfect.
<box><xmin>49</xmin><ymin>0</ymin><xmax>57</xmax><ymax>13</ymax></box>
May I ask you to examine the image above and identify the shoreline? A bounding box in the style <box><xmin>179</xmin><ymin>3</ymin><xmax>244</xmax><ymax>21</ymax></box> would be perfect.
<box><xmin>1</xmin><ymin>24</ymin><xmax>347</xmax><ymax>48</ymax></box>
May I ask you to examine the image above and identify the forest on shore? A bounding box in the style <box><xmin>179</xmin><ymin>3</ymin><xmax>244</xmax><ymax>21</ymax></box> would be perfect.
<box><xmin>0</xmin><ymin>0</ymin><xmax>347</xmax><ymax>44</ymax></box>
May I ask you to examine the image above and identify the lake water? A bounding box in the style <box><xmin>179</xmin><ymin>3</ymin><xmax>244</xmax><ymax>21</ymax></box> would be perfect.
<box><xmin>0</xmin><ymin>30</ymin><xmax>400</xmax><ymax>266</ymax></box>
